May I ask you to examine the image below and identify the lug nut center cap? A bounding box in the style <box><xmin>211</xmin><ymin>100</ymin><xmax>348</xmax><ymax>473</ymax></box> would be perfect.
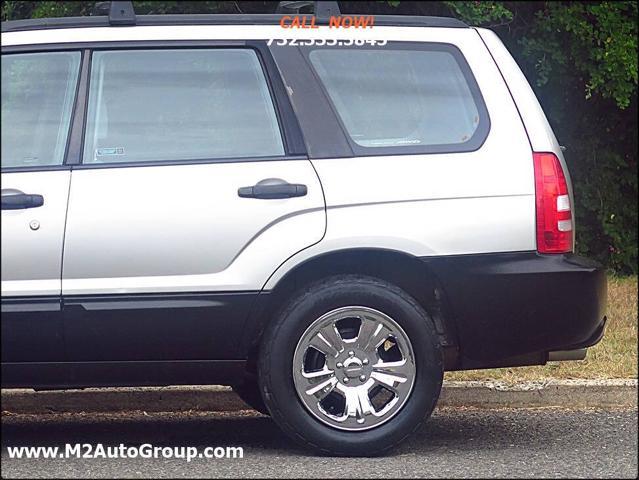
<box><xmin>342</xmin><ymin>357</ymin><xmax>364</xmax><ymax>378</ymax></box>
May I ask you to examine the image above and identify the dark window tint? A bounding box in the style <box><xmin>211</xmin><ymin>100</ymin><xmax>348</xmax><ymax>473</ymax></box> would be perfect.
<box><xmin>309</xmin><ymin>47</ymin><xmax>486</xmax><ymax>153</ymax></box>
<box><xmin>1</xmin><ymin>52</ymin><xmax>81</xmax><ymax>168</ymax></box>
<box><xmin>83</xmin><ymin>49</ymin><xmax>285</xmax><ymax>164</ymax></box>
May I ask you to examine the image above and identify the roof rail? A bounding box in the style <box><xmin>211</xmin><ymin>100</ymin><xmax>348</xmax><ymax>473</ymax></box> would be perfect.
<box><xmin>1</xmin><ymin>1</ymin><xmax>469</xmax><ymax>33</ymax></box>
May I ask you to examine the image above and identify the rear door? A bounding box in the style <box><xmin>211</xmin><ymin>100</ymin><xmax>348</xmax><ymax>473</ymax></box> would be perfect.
<box><xmin>1</xmin><ymin>51</ymin><xmax>81</xmax><ymax>361</ymax></box>
<box><xmin>272</xmin><ymin>30</ymin><xmax>535</xmax><ymax>361</ymax></box>
<box><xmin>61</xmin><ymin>44</ymin><xmax>324</xmax><ymax>361</ymax></box>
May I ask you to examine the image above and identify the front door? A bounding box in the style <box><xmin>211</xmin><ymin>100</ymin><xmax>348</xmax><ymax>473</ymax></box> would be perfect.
<box><xmin>1</xmin><ymin>51</ymin><xmax>81</xmax><ymax>361</ymax></box>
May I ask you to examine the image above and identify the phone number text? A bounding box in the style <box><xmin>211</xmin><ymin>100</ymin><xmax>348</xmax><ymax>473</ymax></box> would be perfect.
<box><xmin>267</xmin><ymin>39</ymin><xmax>388</xmax><ymax>46</ymax></box>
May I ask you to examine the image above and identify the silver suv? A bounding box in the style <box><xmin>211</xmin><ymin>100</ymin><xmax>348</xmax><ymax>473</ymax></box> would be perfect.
<box><xmin>1</xmin><ymin>1</ymin><xmax>607</xmax><ymax>456</ymax></box>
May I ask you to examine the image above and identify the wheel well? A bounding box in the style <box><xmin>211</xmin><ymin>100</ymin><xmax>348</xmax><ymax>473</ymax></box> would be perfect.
<box><xmin>244</xmin><ymin>249</ymin><xmax>460</xmax><ymax>374</ymax></box>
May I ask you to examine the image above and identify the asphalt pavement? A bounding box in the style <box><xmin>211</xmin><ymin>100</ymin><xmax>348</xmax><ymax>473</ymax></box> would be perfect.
<box><xmin>1</xmin><ymin>407</ymin><xmax>637</xmax><ymax>478</ymax></box>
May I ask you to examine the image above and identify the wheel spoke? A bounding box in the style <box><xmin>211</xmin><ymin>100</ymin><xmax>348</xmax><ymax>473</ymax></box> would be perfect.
<box><xmin>305</xmin><ymin>375</ymin><xmax>338</xmax><ymax>400</ymax></box>
<box><xmin>356</xmin><ymin>320</ymin><xmax>392</xmax><ymax>352</ymax></box>
<box><xmin>301</xmin><ymin>365</ymin><xmax>335</xmax><ymax>382</ymax></box>
<box><xmin>340</xmin><ymin>384</ymin><xmax>375</xmax><ymax>424</ymax></box>
<box><xmin>370</xmin><ymin>359</ymin><xmax>410</xmax><ymax>390</ymax></box>
<box><xmin>309</xmin><ymin>323</ymin><xmax>344</xmax><ymax>358</ymax></box>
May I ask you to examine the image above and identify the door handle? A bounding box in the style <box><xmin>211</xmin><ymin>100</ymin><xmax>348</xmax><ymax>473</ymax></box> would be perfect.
<box><xmin>238</xmin><ymin>178</ymin><xmax>307</xmax><ymax>199</ymax></box>
<box><xmin>1</xmin><ymin>189</ymin><xmax>45</xmax><ymax>210</ymax></box>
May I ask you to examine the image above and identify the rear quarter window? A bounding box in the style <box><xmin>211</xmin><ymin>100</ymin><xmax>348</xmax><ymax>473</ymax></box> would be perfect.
<box><xmin>307</xmin><ymin>43</ymin><xmax>489</xmax><ymax>156</ymax></box>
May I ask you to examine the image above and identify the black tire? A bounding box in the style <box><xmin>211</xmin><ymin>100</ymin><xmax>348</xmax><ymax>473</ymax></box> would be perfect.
<box><xmin>258</xmin><ymin>275</ymin><xmax>443</xmax><ymax>456</ymax></box>
<box><xmin>232</xmin><ymin>378</ymin><xmax>270</xmax><ymax>415</ymax></box>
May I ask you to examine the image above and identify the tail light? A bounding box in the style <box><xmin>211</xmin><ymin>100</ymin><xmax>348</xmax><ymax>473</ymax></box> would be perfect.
<box><xmin>533</xmin><ymin>152</ymin><xmax>573</xmax><ymax>253</ymax></box>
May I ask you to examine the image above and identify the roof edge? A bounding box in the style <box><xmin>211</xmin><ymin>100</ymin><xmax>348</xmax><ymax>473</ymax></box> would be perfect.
<box><xmin>1</xmin><ymin>14</ymin><xmax>469</xmax><ymax>33</ymax></box>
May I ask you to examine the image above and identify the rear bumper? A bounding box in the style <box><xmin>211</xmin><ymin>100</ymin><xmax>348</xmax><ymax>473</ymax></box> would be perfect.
<box><xmin>546</xmin><ymin>319</ymin><xmax>607</xmax><ymax>361</ymax></box>
<box><xmin>422</xmin><ymin>252</ymin><xmax>607</xmax><ymax>368</ymax></box>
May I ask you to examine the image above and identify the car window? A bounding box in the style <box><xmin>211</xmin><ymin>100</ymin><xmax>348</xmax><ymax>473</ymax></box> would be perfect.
<box><xmin>83</xmin><ymin>49</ymin><xmax>285</xmax><ymax>164</ymax></box>
<box><xmin>1</xmin><ymin>51</ymin><xmax>81</xmax><ymax>168</ymax></box>
<box><xmin>308</xmin><ymin>46</ymin><xmax>487</xmax><ymax>154</ymax></box>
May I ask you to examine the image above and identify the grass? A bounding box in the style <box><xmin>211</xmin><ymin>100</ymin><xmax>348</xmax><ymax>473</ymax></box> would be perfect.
<box><xmin>445</xmin><ymin>275</ymin><xmax>638</xmax><ymax>382</ymax></box>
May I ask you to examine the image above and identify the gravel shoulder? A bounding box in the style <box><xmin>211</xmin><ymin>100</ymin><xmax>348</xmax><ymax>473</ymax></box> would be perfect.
<box><xmin>2</xmin><ymin>379</ymin><xmax>636</xmax><ymax>414</ymax></box>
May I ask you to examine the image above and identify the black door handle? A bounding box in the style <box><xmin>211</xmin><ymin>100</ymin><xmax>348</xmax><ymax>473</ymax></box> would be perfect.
<box><xmin>1</xmin><ymin>190</ymin><xmax>44</xmax><ymax>210</ymax></box>
<box><xmin>238</xmin><ymin>179</ymin><xmax>307</xmax><ymax>199</ymax></box>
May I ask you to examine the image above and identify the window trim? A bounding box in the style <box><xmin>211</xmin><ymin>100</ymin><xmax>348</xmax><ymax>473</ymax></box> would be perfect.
<box><xmin>299</xmin><ymin>41</ymin><xmax>491</xmax><ymax>158</ymax></box>
<box><xmin>1</xmin><ymin>41</ymin><xmax>307</xmax><ymax>172</ymax></box>
<box><xmin>65</xmin><ymin>49</ymin><xmax>91</xmax><ymax>166</ymax></box>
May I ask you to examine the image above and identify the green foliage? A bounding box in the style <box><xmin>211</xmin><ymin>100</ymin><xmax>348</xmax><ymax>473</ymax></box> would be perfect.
<box><xmin>442</xmin><ymin>1</ymin><xmax>513</xmax><ymax>26</ymax></box>
<box><xmin>571</xmin><ymin>140</ymin><xmax>638</xmax><ymax>273</ymax></box>
<box><xmin>1</xmin><ymin>1</ymin><xmax>37</xmax><ymax>20</ymax></box>
<box><xmin>521</xmin><ymin>1</ymin><xmax>638</xmax><ymax>109</ymax></box>
<box><xmin>2</xmin><ymin>1</ymin><xmax>637</xmax><ymax>273</ymax></box>
<box><xmin>29</xmin><ymin>1</ymin><xmax>94</xmax><ymax>18</ymax></box>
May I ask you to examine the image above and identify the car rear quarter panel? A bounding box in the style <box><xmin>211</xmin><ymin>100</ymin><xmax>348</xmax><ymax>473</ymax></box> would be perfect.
<box><xmin>266</xmin><ymin>27</ymin><xmax>536</xmax><ymax>289</ymax></box>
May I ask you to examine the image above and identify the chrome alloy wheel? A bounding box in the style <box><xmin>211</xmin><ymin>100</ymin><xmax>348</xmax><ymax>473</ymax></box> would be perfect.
<box><xmin>292</xmin><ymin>306</ymin><xmax>416</xmax><ymax>431</ymax></box>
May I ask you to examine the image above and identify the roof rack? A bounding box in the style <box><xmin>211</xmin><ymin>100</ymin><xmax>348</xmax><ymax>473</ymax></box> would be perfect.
<box><xmin>276</xmin><ymin>1</ymin><xmax>340</xmax><ymax>21</ymax></box>
<box><xmin>1</xmin><ymin>1</ymin><xmax>468</xmax><ymax>33</ymax></box>
<box><xmin>106</xmin><ymin>1</ymin><xmax>136</xmax><ymax>26</ymax></box>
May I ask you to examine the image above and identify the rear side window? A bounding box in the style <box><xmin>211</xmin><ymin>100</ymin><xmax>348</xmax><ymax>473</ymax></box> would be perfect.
<box><xmin>1</xmin><ymin>52</ymin><xmax>81</xmax><ymax>168</ymax></box>
<box><xmin>83</xmin><ymin>49</ymin><xmax>285</xmax><ymax>164</ymax></box>
<box><xmin>308</xmin><ymin>44</ymin><xmax>489</xmax><ymax>155</ymax></box>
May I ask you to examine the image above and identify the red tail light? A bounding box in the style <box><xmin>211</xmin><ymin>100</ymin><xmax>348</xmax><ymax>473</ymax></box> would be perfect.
<box><xmin>533</xmin><ymin>152</ymin><xmax>573</xmax><ymax>253</ymax></box>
